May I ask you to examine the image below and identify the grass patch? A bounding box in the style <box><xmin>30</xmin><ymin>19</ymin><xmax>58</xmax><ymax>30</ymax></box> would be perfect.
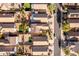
<box><xmin>23</xmin><ymin>3</ymin><xmax>31</xmax><ymax>11</ymax></box>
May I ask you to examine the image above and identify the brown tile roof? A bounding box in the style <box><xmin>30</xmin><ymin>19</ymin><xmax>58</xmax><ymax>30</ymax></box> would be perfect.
<box><xmin>68</xmin><ymin>18</ymin><xmax>79</xmax><ymax>23</ymax></box>
<box><xmin>0</xmin><ymin>46</ymin><xmax>15</xmax><ymax>52</ymax></box>
<box><xmin>32</xmin><ymin>35</ymin><xmax>48</xmax><ymax>41</ymax></box>
<box><xmin>32</xmin><ymin>45</ymin><xmax>48</xmax><ymax>52</ymax></box>
<box><xmin>0</xmin><ymin>22</ymin><xmax>15</xmax><ymax>28</ymax></box>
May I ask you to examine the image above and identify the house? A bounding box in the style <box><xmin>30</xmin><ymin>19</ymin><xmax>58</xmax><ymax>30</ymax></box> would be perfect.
<box><xmin>0</xmin><ymin>3</ymin><xmax>21</xmax><ymax>10</ymax></box>
<box><xmin>68</xmin><ymin>28</ymin><xmax>79</xmax><ymax>39</ymax></box>
<box><xmin>0</xmin><ymin>32</ymin><xmax>18</xmax><ymax>45</ymax></box>
<box><xmin>31</xmin><ymin>4</ymin><xmax>48</xmax><ymax>11</ymax></box>
<box><xmin>31</xmin><ymin>4</ymin><xmax>48</xmax><ymax>23</ymax></box>
<box><xmin>31</xmin><ymin>22</ymin><xmax>49</xmax><ymax>30</ymax></box>
<box><xmin>0</xmin><ymin>11</ymin><xmax>16</xmax><ymax>33</ymax></box>
<box><xmin>0</xmin><ymin>22</ymin><xmax>16</xmax><ymax>33</ymax></box>
<box><xmin>0</xmin><ymin>45</ymin><xmax>16</xmax><ymax>56</ymax></box>
<box><xmin>32</xmin><ymin>45</ymin><xmax>48</xmax><ymax>56</ymax></box>
<box><xmin>32</xmin><ymin>35</ymin><xmax>48</xmax><ymax>45</ymax></box>
<box><xmin>32</xmin><ymin>13</ymin><xmax>48</xmax><ymax>23</ymax></box>
<box><xmin>0</xmin><ymin>32</ymin><xmax>18</xmax><ymax>56</ymax></box>
<box><xmin>30</xmin><ymin>4</ymin><xmax>49</xmax><ymax>56</ymax></box>
<box><xmin>62</xmin><ymin>4</ymin><xmax>79</xmax><ymax>41</ymax></box>
<box><xmin>62</xmin><ymin>3</ymin><xmax>79</xmax><ymax>9</ymax></box>
<box><xmin>0</xmin><ymin>11</ymin><xmax>15</xmax><ymax>22</ymax></box>
<box><xmin>30</xmin><ymin>27</ymin><xmax>43</xmax><ymax>35</ymax></box>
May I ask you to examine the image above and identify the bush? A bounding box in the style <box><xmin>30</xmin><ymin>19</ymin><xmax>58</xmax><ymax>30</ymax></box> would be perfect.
<box><xmin>63</xmin><ymin>48</ymin><xmax>70</xmax><ymax>56</ymax></box>
<box><xmin>26</xmin><ymin>26</ymin><xmax>29</xmax><ymax>33</ymax></box>
<box><xmin>48</xmin><ymin>4</ymin><xmax>56</xmax><ymax>14</ymax></box>
<box><xmin>62</xmin><ymin>21</ymin><xmax>70</xmax><ymax>32</ymax></box>
<box><xmin>0</xmin><ymin>34</ymin><xmax>5</xmax><ymax>39</ymax></box>
<box><xmin>19</xmin><ymin>25</ymin><xmax>23</xmax><ymax>32</ymax></box>
<box><xmin>28</xmin><ymin>37</ymin><xmax>32</xmax><ymax>42</ymax></box>
<box><xmin>63</xmin><ymin>32</ymin><xmax>68</xmax><ymax>36</ymax></box>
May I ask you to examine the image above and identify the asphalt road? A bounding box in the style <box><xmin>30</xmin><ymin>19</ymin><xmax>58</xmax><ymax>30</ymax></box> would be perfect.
<box><xmin>54</xmin><ymin>13</ymin><xmax>61</xmax><ymax>56</ymax></box>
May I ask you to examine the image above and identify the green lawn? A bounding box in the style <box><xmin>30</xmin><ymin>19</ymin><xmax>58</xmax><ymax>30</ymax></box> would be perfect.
<box><xmin>23</xmin><ymin>3</ymin><xmax>31</xmax><ymax>9</ymax></box>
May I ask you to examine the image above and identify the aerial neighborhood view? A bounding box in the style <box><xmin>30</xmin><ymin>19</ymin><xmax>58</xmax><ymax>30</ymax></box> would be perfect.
<box><xmin>0</xmin><ymin>3</ymin><xmax>79</xmax><ymax>56</ymax></box>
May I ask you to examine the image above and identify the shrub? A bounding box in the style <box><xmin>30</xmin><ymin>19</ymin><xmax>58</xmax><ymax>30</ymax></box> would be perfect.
<box><xmin>63</xmin><ymin>48</ymin><xmax>70</xmax><ymax>56</ymax></box>
<box><xmin>48</xmin><ymin>4</ymin><xmax>56</xmax><ymax>14</ymax></box>
<box><xmin>28</xmin><ymin>37</ymin><xmax>32</xmax><ymax>42</ymax></box>
<box><xmin>62</xmin><ymin>21</ymin><xmax>70</xmax><ymax>32</ymax></box>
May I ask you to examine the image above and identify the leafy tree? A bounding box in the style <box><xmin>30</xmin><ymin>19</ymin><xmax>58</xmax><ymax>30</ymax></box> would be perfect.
<box><xmin>63</xmin><ymin>48</ymin><xmax>70</xmax><ymax>56</ymax></box>
<box><xmin>48</xmin><ymin>3</ymin><xmax>56</xmax><ymax>14</ymax></box>
<box><xmin>28</xmin><ymin>37</ymin><xmax>32</xmax><ymax>42</ymax></box>
<box><xmin>62</xmin><ymin>21</ymin><xmax>71</xmax><ymax>32</ymax></box>
<box><xmin>77</xmin><ymin>50</ymin><xmax>79</xmax><ymax>56</ymax></box>
<box><xmin>23</xmin><ymin>3</ymin><xmax>31</xmax><ymax>9</ymax></box>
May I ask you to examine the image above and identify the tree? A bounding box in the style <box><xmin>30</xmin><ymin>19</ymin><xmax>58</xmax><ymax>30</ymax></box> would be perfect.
<box><xmin>62</xmin><ymin>21</ymin><xmax>71</xmax><ymax>32</ymax></box>
<box><xmin>48</xmin><ymin>3</ymin><xmax>56</xmax><ymax>14</ymax></box>
<box><xmin>77</xmin><ymin>50</ymin><xmax>79</xmax><ymax>56</ymax></box>
<box><xmin>63</xmin><ymin>5</ymin><xmax>68</xmax><ymax>12</ymax></box>
<box><xmin>17</xmin><ymin>7</ymin><xmax>29</xmax><ymax>55</ymax></box>
<box><xmin>23</xmin><ymin>3</ymin><xmax>31</xmax><ymax>9</ymax></box>
<box><xmin>23</xmin><ymin>3</ymin><xmax>31</xmax><ymax>11</ymax></box>
<box><xmin>63</xmin><ymin>48</ymin><xmax>70</xmax><ymax>56</ymax></box>
<box><xmin>28</xmin><ymin>37</ymin><xmax>32</xmax><ymax>43</ymax></box>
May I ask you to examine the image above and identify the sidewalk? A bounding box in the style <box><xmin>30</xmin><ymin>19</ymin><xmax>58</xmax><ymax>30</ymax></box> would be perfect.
<box><xmin>48</xmin><ymin>14</ymin><xmax>54</xmax><ymax>56</ymax></box>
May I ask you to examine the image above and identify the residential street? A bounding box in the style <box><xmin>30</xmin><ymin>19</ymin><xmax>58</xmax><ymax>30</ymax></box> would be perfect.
<box><xmin>56</xmin><ymin>3</ymin><xmax>66</xmax><ymax>56</ymax></box>
<box><xmin>48</xmin><ymin>4</ymin><xmax>61</xmax><ymax>56</ymax></box>
<box><xmin>54</xmin><ymin>13</ymin><xmax>61</xmax><ymax>56</ymax></box>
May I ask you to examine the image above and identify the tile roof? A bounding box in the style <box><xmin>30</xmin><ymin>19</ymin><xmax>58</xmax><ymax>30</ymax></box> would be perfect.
<box><xmin>68</xmin><ymin>18</ymin><xmax>79</xmax><ymax>23</ymax></box>
<box><xmin>0</xmin><ymin>46</ymin><xmax>15</xmax><ymax>52</ymax></box>
<box><xmin>0</xmin><ymin>39</ymin><xmax>9</xmax><ymax>43</ymax></box>
<box><xmin>9</xmin><ymin>37</ymin><xmax>17</xmax><ymax>45</ymax></box>
<box><xmin>31</xmin><ymin>4</ymin><xmax>47</xmax><ymax>10</ymax></box>
<box><xmin>68</xmin><ymin>31</ymin><xmax>79</xmax><ymax>36</ymax></box>
<box><xmin>33</xmin><ymin>13</ymin><xmax>47</xmax><ymax>17</ymax></box>
<box><xmin>32</xmin><ymin>45</ymin><xmax>48</xmax><ymax>52</ymax></box>
<box><xmin>0</xmin><ymin>23</ymin><xmax>15</xmax><ymax>28</ymax></box>
<box><xmin>32</xmin><ymin>35</ymin><xmax>48</xmax><ymax>41</ymax></box>
<box><xmin>31</xmin><ymin>22</ymin><xmax>48</xmax><ymax>26</ymax></box>
<box><xmin>68</xmin><ymin>9</ymin><xmax>79</xmax><ymax>13</ymax></box>
<box><xmin>0</xmin><ymin>12</ymin><xmax>14</xmax><ymax>17</ymax></box>
<box><xmin>68</xmin><ymin>28</ymin><xmax>79</xmax><ymax>36</ymax></box>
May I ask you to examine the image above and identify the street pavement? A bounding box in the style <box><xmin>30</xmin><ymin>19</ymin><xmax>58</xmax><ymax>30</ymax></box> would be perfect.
<box><xmin>54</xmin><ymin>13</ymin><xmax>61</xmax><ymax>56</ymax></box>
<box><xmin>48</xmin><ymin>4</ymin><xmax>63</xmax><ymax>56</ymax></box>
<box><xmin>48</xmin><ymin>9</ymin><xmax>61</xmax><ymax>56</ymax></box>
